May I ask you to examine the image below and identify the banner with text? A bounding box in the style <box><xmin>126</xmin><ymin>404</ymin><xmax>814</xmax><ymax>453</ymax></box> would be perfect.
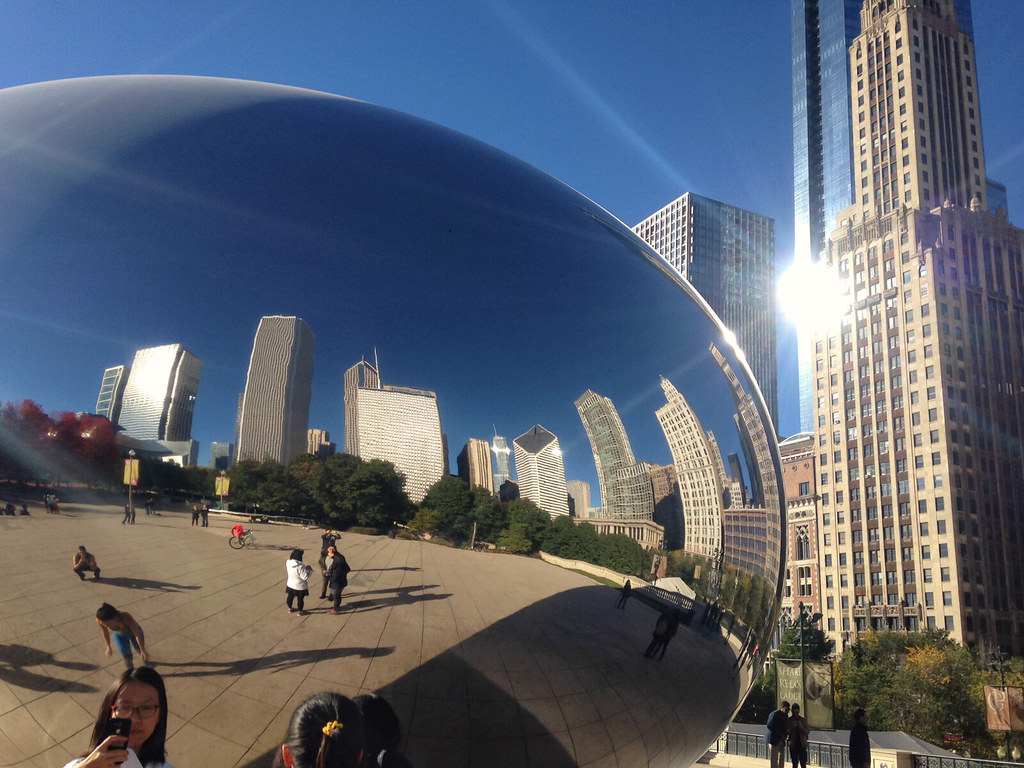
<box><xmin>776</xmin><ymin>659</ymin><xmax>834</xmax><ymax>730</ymax></box>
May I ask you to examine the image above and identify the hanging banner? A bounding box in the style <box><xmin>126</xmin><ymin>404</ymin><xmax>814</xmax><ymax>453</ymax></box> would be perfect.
<box><xmin>775</xmin><ymin>659</ymin><xmax>834</xmax><ymax>729</ymax></box>
<box><xmin>803</xmin><ymin>660</ymin><xmax>834</xmax><ymax>730</ymax></box>
<box><xmin>985</xmin><ymin>686</ymin><xmax>1024</xmax><ymax>732</ymax></box>
<box><xmin>123</xmin><ymin>458</ymin><xmax>139</xmax><ymax>486</ymax></box>
<box><xmin>215</xmin><ymin>476</ymin><xmax>230</xmax><ymax>496</ymax></box>
<box><xmin>776</xmin><ymin>659</ymin><xmax>803</xmax><ymax>712</ymax></box>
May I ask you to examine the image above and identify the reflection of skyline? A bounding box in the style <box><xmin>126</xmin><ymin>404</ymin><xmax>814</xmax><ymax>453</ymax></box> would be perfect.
<box><xmin>1</xmin><ymin>77</ymin><xmax>780</xmax><ymax>561</ymax></box>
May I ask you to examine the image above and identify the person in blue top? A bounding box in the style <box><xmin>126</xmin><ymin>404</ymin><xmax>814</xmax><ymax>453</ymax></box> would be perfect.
<box><xmin>766</xmin><ymin>700</ymin><xmax>790</xmax><ymax>768</ymax></box>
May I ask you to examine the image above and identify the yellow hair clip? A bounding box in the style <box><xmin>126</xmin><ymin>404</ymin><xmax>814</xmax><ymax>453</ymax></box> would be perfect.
<box><xmin>322</xmin><ymin>720</ymin><xmax>343</xmax><ymax>736</ymax></box>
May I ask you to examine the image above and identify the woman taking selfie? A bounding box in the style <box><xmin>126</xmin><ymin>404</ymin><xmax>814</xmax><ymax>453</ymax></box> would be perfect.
<box><xmin>61</xmin><ymin>666</ymin><xmax>173</xmax><ymax>768</ymax></box>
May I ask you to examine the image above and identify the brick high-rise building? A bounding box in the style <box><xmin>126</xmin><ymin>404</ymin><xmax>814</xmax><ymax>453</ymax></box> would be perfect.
<box><xmin>812</xmin><ymin>0</ymin><xmax>1024</xmax><ymax>655</ymax></box>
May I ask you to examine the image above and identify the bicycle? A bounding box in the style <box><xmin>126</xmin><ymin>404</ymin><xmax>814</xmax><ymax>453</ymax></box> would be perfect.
<box><xmin>228</xmin><ymin>529</ymin><xmax>258</xmax><ymax>549</ymax></box>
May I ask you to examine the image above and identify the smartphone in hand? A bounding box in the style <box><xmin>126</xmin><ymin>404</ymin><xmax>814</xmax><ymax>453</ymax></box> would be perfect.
<box><xmin>105</xmin><ymin>717</ymin><xmax>132</xmax><ymax>764</ymax></box>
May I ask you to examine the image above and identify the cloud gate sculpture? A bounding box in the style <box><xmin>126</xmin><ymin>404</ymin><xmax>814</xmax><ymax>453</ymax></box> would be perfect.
<box><xmin>0</xmin><ymin>76</ymin><xmax>784</xmax><ymax>767</ymax></box>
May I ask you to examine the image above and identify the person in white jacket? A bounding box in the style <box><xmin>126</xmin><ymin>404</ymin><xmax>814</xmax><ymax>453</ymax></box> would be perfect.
<box><xmin>285</xmin><ymin>549</ymin><xmax>314</xmax><ymax>615</ymax></box>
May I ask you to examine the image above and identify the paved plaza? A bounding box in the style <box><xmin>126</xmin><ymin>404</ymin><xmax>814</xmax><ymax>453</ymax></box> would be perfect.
<box><xmin>0</xmin><ymin>501</ymin><xmax>746</xmax><ymax>767</ymax></box>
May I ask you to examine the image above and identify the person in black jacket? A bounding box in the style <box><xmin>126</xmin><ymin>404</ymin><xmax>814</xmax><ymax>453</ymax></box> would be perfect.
<box><xmin>848</xmin><ymin>708</ymin><xmax>870</xmax><ymax>768</ymax></box>
<box><xmin>326</xmin><ymin>547</ymin><xmax>352</xmax><ymax>615</ymax></box>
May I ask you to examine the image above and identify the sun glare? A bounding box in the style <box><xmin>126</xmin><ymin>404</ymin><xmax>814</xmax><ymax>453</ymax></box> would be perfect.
<box><xmin>778</xmin><ymin>259</ymin><xmax>850</xmax><ymax>334</ymax></box>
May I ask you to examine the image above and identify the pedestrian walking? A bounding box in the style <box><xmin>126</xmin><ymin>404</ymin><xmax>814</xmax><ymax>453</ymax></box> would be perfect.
<box><xmin>285</xmin><ymin>549</ymin><xmax>313</xmax><ymax>615</ymax></box>
<box><xmin>72</xmin><ymin>546</ymin><xmax>101</xmax><ymax>580</ymax></box>
<box><xmin>766</xmin><ymin>701</ymin><xmax>791</xmax><ymax>768</ymax></box>
<box><xmin>788</xmin><ymin>703</ymin><xmax>809</xmax><ymax>768</ymax></box>
<box><xmin>848</xmin><ymin>708</ymin><xmax>870</xmax><ymax>768</ymax></box>
<box><xmin>145</xmin><ymin>498</ymin><xmax>154</xmax><ymax>516</ymax></box>
<box><xmin>616</xmin><ymin>579</ymin><xmax>632</xmax><ymax>609</ymax></box>
<box><xmin>122</xmin><ymin>504</ymin><xmax>132</xmax><ymax>525</ymax></box>
<box><xmin>95</xmin><ymin>603</ymin><xmax>149</xmax><ymax>670</ymax></box>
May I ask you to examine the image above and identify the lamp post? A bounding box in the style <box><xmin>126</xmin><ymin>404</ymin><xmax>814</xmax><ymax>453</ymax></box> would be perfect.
<box><xmin>127</xmin><ymin>449</ymin><xmax>136</xmax><ymax>515</ymax></box>
<box><xmin>797</xmin><ymin>601</ymin><xmax>823</xmax><ymax>715</ymax></box>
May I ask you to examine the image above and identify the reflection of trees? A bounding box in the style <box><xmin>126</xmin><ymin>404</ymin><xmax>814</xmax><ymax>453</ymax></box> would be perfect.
<box><xmin>0</xmin><ymin>399</ymin><xmax>120</xmax><ymax>488</ymax></box>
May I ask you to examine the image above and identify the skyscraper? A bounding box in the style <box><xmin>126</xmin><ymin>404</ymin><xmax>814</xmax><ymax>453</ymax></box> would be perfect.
<box><xmin>574</xmin><ymin>388</ymin><xmax>654</xmax><ymax>520</ymax></box>
<box><xmin>566</xmin><ymin>479</ymin><xmax>591</xmax><ymax>518</ymax></box>
<box><xmin>210</xmin><ymin>441</ymin><xmax>233</xmax><ymax>470</ymax></box>
<box><xmin>344</xmin><ymin>359</ymin><xmax>445</xmax><ymax>504</ymax></box>
<box><xmin>236</xmin><ymin>316</ymin><xmax>314</xmax><ymax>465</ymax></box>
<box><xmin>512</xmin><ymin>425</ymin><xmax>570</xmax><ymax>518</ymax></box>
<box><xmin>791</xmin><ymin>0</ymin><xmax>974</xmax><ymax>429</ymax></box>
<box><xmin>307</xmin><ymin>428</ymin><xmax>335</xmax><ymax>459</ymax></box>
<box><xmin>633</xmin><ymin>193</ymin><xmax>778</xmax><ymax>429</ymax></box>
<box><xmin>343</xmin><ymin>358</ymin><xmax>380</xmax><ymax>455</ymax></box>
<box><xmin>95</xmin><ymin>364</ymin><xmax>127</xmax><ymax>424</ymax></box>
<box><xmin>812</xmin><ymin>0</ymin><xmax>1024</xmax><ymax>655</ymax></box>
<box><xmin>655</xmin><ymin>376</ymin><xmax>724</xmax><ymax>558</ymax></box>
<box><xmin>118</xmin><ymin>344</ymin><xmax>202</xmax><ymax>441</ymax></box>
<box><xmin>491</xmin><ymin>433</ymin><xmax>512</xmax><ymax>491</ymax></box>
<box><xmin>457</xmin><ymin>437</ymin><xmax>493</xmax><ymax>493</ymax></box>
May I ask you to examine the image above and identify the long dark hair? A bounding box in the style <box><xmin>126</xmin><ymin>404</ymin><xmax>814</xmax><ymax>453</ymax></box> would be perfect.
<box><xmin>85</xmin><ymin>667</ymin><xmax>168</xmax><ymax>765</ymax></box>
<box><xmin>273</xmin><ymin>691</ymin><xmax>363</xmax><ymax>768</ymax></box>
<box><xmin>289</xmin><ymin>549</ymin><xmax>305</xmax><ymax>561</ymax></box>
<box><xmin>353</xmin><ymin>693</ymin><xmax>405</xmax><ymax>764</ymax></box>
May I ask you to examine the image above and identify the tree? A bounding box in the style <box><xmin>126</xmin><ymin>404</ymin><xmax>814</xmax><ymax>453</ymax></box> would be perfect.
<box><xmin>347</xmin><ymin>459</ymin><xmax>413</xmax><ymax>528</ymax></box>
<box><xmin>469</xmin><ymin>485</ymin><xmax>505</xmax><ymax>543</ymax></box>
<box><xmin>596</xmin><ymin>533</ymin><xmax>644</xmax><ymax>575</ymax></box>
<box><xmin>834</xmin><ymin>629</ymin><xmax>989</xmax><ymax>753</ymax></box>
<box><xmin>776</xmin><ymin>624</ymin><xmax>834</xmax><ymax>662</ymax></box>
<box><xmin>421</xmin><ymin>475</ymin><xmax>474</xmax><ymax>542</ymax></box>
<box><xmin>500</xmin><ymin>499</ymin><xmax>550</xmax><ymax>553</ymax></box>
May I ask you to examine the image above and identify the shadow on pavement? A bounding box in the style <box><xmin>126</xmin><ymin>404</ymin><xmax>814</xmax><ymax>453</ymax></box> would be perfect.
<box><xmin>84</xmin><ymin>576</ymin><xmax>202</xmax><ymax>592</ymax></box>
<box><xmin>156</xmin><ymin>645</ymin><xmax>388</xmax><ymax>678</ymax></box>
<box><xmin>0</xmin><ymin>644</ymin><xmax>99</xmax><ymax>693</ymax></box>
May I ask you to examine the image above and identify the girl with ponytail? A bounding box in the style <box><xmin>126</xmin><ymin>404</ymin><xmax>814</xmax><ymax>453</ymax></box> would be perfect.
<box><xmin>274</xmin><ymin>691</ymin><xmax>363</xmax><ymax>768</ymax></box>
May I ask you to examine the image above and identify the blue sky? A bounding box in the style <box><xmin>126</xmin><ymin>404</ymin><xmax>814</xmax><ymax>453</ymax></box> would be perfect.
<box><xmin>2</xmin><ymin>1</ymin><xmax>1023</xmax><ymax>471</ymax></box>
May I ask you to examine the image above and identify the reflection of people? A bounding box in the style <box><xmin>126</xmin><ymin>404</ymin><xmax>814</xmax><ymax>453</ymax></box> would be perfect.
<box><xmin>73</xmin><ymin>546</ymin><xmax>101</xmax><ymax>580</ymax></box>
<box><xmin>286</xmin><ymin>549</ymin><xmax>313</xmax><ymax>615</ymax></box>
<box><xmin>788</xmin><ymin>703</ymin><xmax>809</xmax><ymax>768</ymax></box>
<box><xmin>642</xmin><ymin>609</ymin><xmax>681</xmax><ymax>660</ymax></box>
<box><xmin>848</xmin><ymin>708</ymin><xmax>870</xmax><ymax>768</ymax></box>
<box><xmin>96</xmin><ymin>603</ymin><xmax>149</xmax><ymax>670</ymax></box>
<box><xmin>766</xmin><ymin>700</ymin><xmax>790</xmax><ymax>768</ymax></box>
<box><xmin>616</xmin><ymin>579</ymin><xmax>632</xmax><ymax>609</ymax></box>
<box><xmin>200</xmin><ymin>506</ymin><xmax>209</xmax><ymax>527</ymax></box>
<box><xmin>321</xmin><ymin>529</ymin><xmax>340</xmax><ymax>554</ymax></box>
<box><xmin>354</xmin><ymin>693</ymin><xmax>414</xmax><ymax>768</ymax></box>
<box><xmin>273</xmin><ymin>691</ymin><xmax>363</xmax><ymax>768</ymax></box>
<box><xmin>325</xmin><ymin>547</ymin><xmax>351</xmax><ymax>615</ymax></box>
<box><xmin>192</xmin><ymin>505</ymin><xmax>200</xmax><ymax>526</ymax></box>
<box><xmin>61</xmin><ymin>667</ymin><xmax>174</xmax><ymax>768</ymax></box>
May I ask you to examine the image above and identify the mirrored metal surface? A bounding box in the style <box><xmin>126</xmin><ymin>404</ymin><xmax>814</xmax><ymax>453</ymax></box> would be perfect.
<box><xmin>0</xmin><ymin>75</ymin><xmax>783</xmax><ymax>767</ymax></box>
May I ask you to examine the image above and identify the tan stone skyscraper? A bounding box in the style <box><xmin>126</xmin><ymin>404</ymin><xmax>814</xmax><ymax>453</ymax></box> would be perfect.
<box><xmin>812</xmin><ymin>0</ymin><xmax>1024</xmax><ymax>656</ymax></box>
<box><xmin>457</xmin><ymin>437</ymin><xmax>493</xmax><ymax>493</ymax></box>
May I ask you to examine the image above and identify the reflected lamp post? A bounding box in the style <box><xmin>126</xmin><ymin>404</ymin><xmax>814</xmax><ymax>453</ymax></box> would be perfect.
<box><xmin>989</xmin><ymin>647</ymin><xmax>1012</xmax><ymax>758</ymax></box>
<box><xmin>797</xmin><ymin>601</ymin><xmax>822</xmax><ymax>713</ymax></box>
<box><xmin>127</xmin><ymin>449</ymin><xmax>136</xmax><ymax>513</ymax></box>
